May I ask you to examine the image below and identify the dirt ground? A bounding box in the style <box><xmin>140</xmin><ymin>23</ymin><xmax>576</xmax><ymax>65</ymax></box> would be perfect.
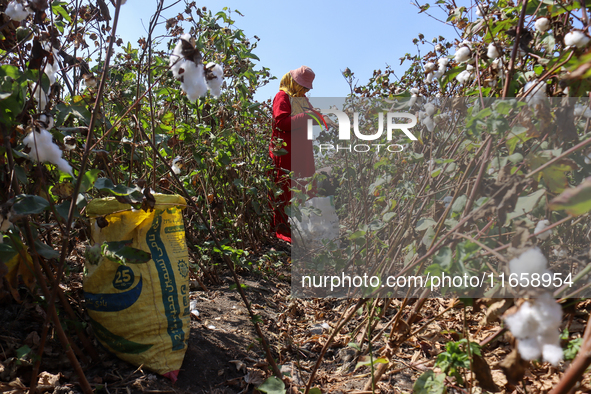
<box><xmin>1</xmin><ymin>240</ymin><xmax>590</xmax><ymax>394</ymax></box>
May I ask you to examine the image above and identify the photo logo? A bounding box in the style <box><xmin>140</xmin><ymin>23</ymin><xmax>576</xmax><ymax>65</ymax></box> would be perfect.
<box><xmin>307</xmin><ymin>109</ymin><xmax>418</xmax><ymax>153</ymax></box>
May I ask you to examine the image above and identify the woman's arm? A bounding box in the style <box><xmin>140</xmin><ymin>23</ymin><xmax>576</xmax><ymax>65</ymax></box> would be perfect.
<box><xmin>273</xmin><ymin>91</ymin><xmax>311</xmax><ymax>132</ymax></box>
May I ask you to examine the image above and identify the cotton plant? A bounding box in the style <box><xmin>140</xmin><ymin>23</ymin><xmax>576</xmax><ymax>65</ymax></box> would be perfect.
<box><xmin>169</xmin><ymin>34</ymin><xmax>224</xmax><ymax>101</ymax></box>
<box><xmin>475</xmin><ymin>3</ymin><xmax>488</xmax><ymax>17</ymax></box>
<box><xmin>23</xmin><ymin>116</ymin><xmax>73</xmax><ymax>175</ymax></box>
<box><xmin>454</xmin><ymin>46</ymin><xmax>471</xmax><ymax>63</ymax></box>
<box><xmin>508</xmin><ymin>247</ymin><xmax>551</xmax><ymax>278</ymax></box>
<box><xmin>171</xmin><ymin>156</ymin><xmax>183</xmax><ymax>175</ymax></box>
<box><xmin>535</xmin><ymin>17</ymin><xmax>551</xmax><ymax>33</ymax></box>
<box><xmin>534</xmin><ymin>219</ymin><xmax>552</xmax><ymax>241</ymax></box>
<box><xmin>504</xmin><ymin>248</ymin><xmax>564</xmax><ymax>365</ymax></box>
<box><xmin>504</xmin><ymin>292</ymin><xmax>563</xmax><ymax>365</ymax></box>
<box><xmin>31</xmin><ymin>83</ymin><xmax>48</xmax><ymax>111</ymax></box>
<box><xmin>456</xmin><ymin>65</ymin><xmax>473</xmax><ymax>84</ymax></box>
<box><xmin>564</xmin><ymin>30</ymin><xmax>590</xmax><ymax>49</ymax></box>
<box><xmin>524</xmin><ymin>80</ymin><xmax>546</xmax><ymax>107</ymax></box>
<box><xmin>432</xmin><ymin>58</ymin><xmax>449</xmax><ymax>81</ymax></box>
<box><xmin>487</xmin><ymin>42</ymin><xmax>500</xmax><ymax>59</ymax></box>
<box><xmin>409</xmin><ymin>87</ymin><xmax>420</xmax><ymax>108</ymax></box>
<box><xmin>5</xmin><ymin>0</ymin><xmax>31</xmax><ymax>21</ymax></box>
<box><xmin>41</xmin><ymin>42</ymin><xmax>60</xmax><ymax>85</ymax></box>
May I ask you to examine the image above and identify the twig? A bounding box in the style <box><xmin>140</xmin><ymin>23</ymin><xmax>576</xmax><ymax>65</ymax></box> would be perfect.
<box><xmin>303</xmin><ymin>298</ymin><xmax>368</xmax><ymax>394</ymax></box>
<box><xmin>502</xmin><ymin>0</ymin><xmax>529</xmax><ymax>98</ymax></box>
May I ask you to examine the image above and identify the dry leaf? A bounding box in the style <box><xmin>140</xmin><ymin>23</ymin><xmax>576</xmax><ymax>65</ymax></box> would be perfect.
<box><xmin>37</xmin><ymin>371</ymin><xmax>61</xmax><ymax>391</ymax></box>
<box><xmin>229</xmin><ymin>360</ymin><xmax>247</xmax><ymax>373</ymax></box>
<box><xmin>498</xmin><ymin>348</ymin><xmax>528</xmax><ymax>385</ymax></box>
<box><xmin>243</xmin><ymin>368</ymin><xmax>265</xmax><ymax>386</ymax></box>
<box><xmin>472</xmin><ymin>353</ymin><xmax>499</xmax><ymax>392</ymax></box>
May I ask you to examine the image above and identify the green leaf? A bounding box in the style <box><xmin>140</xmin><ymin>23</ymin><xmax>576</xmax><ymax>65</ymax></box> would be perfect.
<box><xmin>51</xmin><ymin>4</ymin><xmax>72</xmax><ymax>22</ymax></box>
<box><xmin>433</xmin><ymin>246</ymin><xmax>452</xmax><ymax>269</ymax></box>
<box><xmin>0</xmin><ymin>243</ymin><xmax>18</xmax><ymax>262</ymax></box>
<box><xmin>80</xmin><ymin>169</ymin><xmax>102</xmax><ymax>192</ymax></box>
<box><xmin>451</xmin><ymin>195</ymin><xmax>467</xmax><ymax>213</ymax></box>
<box><xmin>413</xmin><ymin>370</ymin><xmax>447</xmax><ymax>394</ymax></box>
<box><xmin>101</xmin><ymin>240</ymin><xmax>151</xmax><ymax>265</ymax></box>
<box><xmin>550</xmin><ymin>177</ymin><xmax>591</xmax><ymax>216</ymax></box>
<box><xmin>355</xmin><ymin>356</ymin><xmax>388</xmax><ymax>371</ymax></box>
<box><xmin>564</xmin><ymin>337</ymin><xmax>582</xmax><ymax>360</ymax></box>
<box><xmin>529</xmin><ymin>154</ymin><xmax>577</xmax><ymax>193</ymax></box>
<box><xmin>94</xmin><ymin>178</ymin><xmax>138</xmax><ymax>196</ymax></box>
<box><xmin>33</xmin><ymin>240</ymin><xmax>60</xmax><ymax>259</ymax></box>
<box><xmin>416</xmin><ymin>217</ymin><xmax>436</xmax><ymax>231</ymax></box>
<box><xmin>256</xmin><ymin>376</ymin><xmax>285</xmax><ymax>394</ymax></box>
<box><xmin>506</xmin><ymin>188</ymin><xmax>546</xmax><ymax>223</ymax></box>
<box><xmin>16</xmin><ymin>345</ymin><xmax>31</xmax><ymax>360</ymax></box>
<box><xmin>383</xmin><ymin>212</ymin><xmax>396</xmax><ymax>222</ymax></box>
<box><xmin>11</xmin><ymin>195</ymin><xmax>50</xmax><ymax>215</ymax></box>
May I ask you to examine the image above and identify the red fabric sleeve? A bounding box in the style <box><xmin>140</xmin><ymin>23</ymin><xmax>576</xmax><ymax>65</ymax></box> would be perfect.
<box><xmin>273</xmin><ymin>91</ymin><xmax>312</xmax><ymax>132</ymax></box>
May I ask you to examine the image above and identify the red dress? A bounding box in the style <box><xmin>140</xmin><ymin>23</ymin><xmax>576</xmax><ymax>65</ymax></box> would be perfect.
<box><xmin>269</xmin><ymin>91</ymin><xmax>319</xmax><ymax>242</ymax></box>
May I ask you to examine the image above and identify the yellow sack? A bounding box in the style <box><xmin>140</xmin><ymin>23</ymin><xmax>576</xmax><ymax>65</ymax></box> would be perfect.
<box><xmin>85</xmin><ymin>194</ymin><xmax>190</xmax><ymax>382</ymax></box>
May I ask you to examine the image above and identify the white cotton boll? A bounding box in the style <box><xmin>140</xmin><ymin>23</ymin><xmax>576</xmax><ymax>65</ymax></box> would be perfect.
<box><xmin>435</xmin><ymin>43</ymin><xmax>444</xmax><ymax>52</ymax></box>
<box><xmin>44</xmin><ymin>60</ymin><xmax>59</xmax><ymax>85</ymax></box>
<box><xmin>535</xmin><ymin>219</ymin><xmax>552</xmax><ymax>240</ymax></box>
<box><xmin>461</xmin><ymin>40</ymin><xmax>474</xmax><ymax>50</ymax></box>
<box><xmin>63</xmin><ymin>136</ymin><xmax>76</xmax><ymax>150</ymax></box>
<box><xmin>565</xmin><ymin>30</ymin><xmax>591</xmax><ymax>49</ymax></box>
<box><xmin>410</xmin><ymin>88</ymin><xmax>419</xmax><ymax>95</ymax></box>
<box><xmin>542</xmin><ymin>343</ymin><xmax>563</xmax><ymax>366</ymax></box>
<box><xmin>24</xmin><ymin>128</ymin><xmax>73</xmax><ymax>175</ymax></box>
<box><xmin>433</xmin><ymin>68</ymin><xmax>445</xmax><ymax>80</ymax></box>
<box><xmin>487</xmin><ymin>43</ymin><xmax>500</xmax><ymax>59</ymax></box>
<box><xmin>533</xmin><ymin>292</ymin><xmax>562</xmax><ymax>331</ymax></box>
<box><xmin>454</xmin><ymin>46</ymin><xmax>471</xmax><ymax>63</ymax></box>
<box><xmin>438</xmin><ymin>58</ymin><xmax>450</xmax><ymax>68</ymax></box>
<box><xmin>505</xmin><ymin>302</ymin><xmax>539</xmax><ymax>338</ymax></box>
<box><xmin>535</xmin><ymin>18</ymin><xmax>551</xmax><ymax>33</ymax></box>
<box><xmin>422</xmin><ymin>116</ymin><xmax>435</xmax><ymax>132</ymax></box>
<box><xmin>574</xmin><ymin>104</ymin><xmax>591</xmax><ymax>118</ymax></box>
<box><xmin>476</xmin><ymin>3</ymin><xmax>488</xmax><ymax>17</ymax></box>
<box><xmin>181</xmin><ymin>62</ymin><xmax>208</xmax><ymax>102</ymax></box>
<box><xmin>205</xmin><ymin>63</ymin><xmax>223</xmax><ymax>98</ymax></box>
<box><xmin>518</xmin><ymin>337</ymin><xmax>542</xmax><ymax>360</ymax></box>
<box><xmin>456</xmin><ymin>70</ymin><xmax>473</xmax><ymax>84</ymax></box>
<box><xmin>39</xmin><ymin>114</ymin><xmax>54</xmax><ymax>130</ymax></box>
<box><xmin>171</xmin><ymin>156</ymin><xmax>182</xmax><ymax>175</ymax></box>
<box><xmin>5</xmin><ymin>1</ymin><xmax>30</xmax><ymax>21</ymax></box>
<box><xmin>32</xmin><ymin>84</ymin><xmax>48</xmax><ymax>110</ymax></box>
<box><xmin>424</xmin><ymin>73</ymin><xmax>434</xmax><ymax>84</ymax></box>
<box><xmin>424</xmin><ymin>62</ymin><xmax>436</xmax><ymax>72</ymax></box>
<box><xmin>509</xmin><ymin>247</ymin><xmax>548</xmax><ymax>278</ymax></box>
<box><xmin>418</xmin><ymin>110</ymin><xmax>427</xmax><ymax>121</ymax></box>
<box><xmin>424</xmin><ymin>103</ymin><xmax>436</xmax><ymax>116</ymax></box>
<box><xmin>524</xmin><ymin>80</ymin><xmax>546</xmax><ymax>107</ymax></box>
<box><xmin>169</xmin><ymin>37</ymin><xmax>187</xmax><ymax>78</ymax></box>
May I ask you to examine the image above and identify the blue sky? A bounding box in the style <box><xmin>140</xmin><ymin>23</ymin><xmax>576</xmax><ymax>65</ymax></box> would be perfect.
<box><xmin>117</xmin><ymin>0</ymin><xmax>465</xmax><ymax>102</ymax></box>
